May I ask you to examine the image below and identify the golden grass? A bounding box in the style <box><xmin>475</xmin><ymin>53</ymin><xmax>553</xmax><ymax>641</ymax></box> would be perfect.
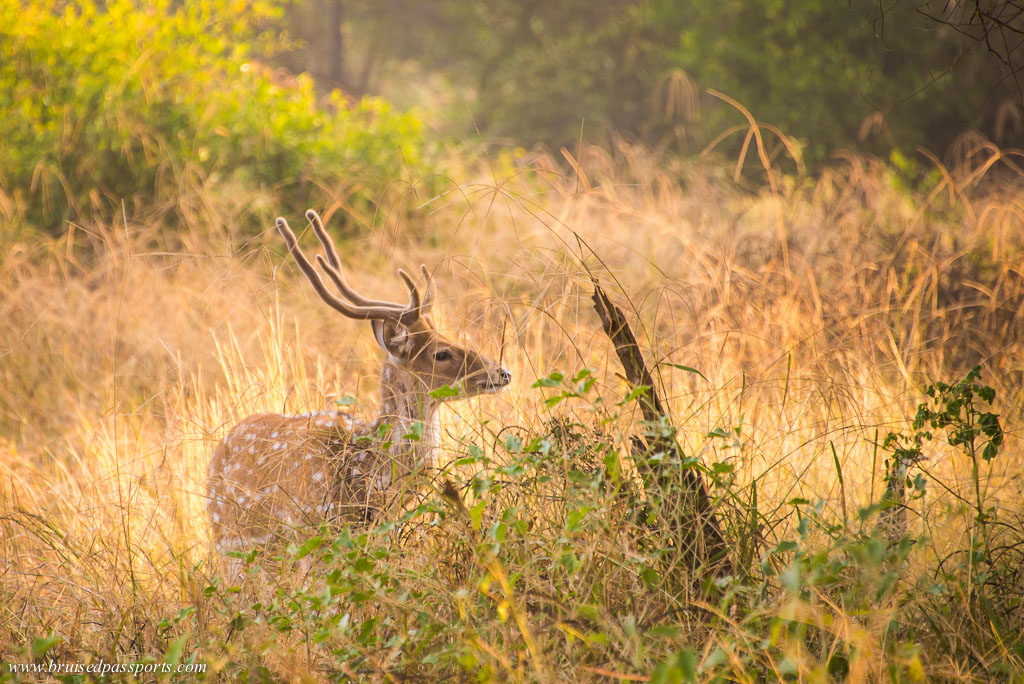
<box><xmin>1</xmin><ymin>139</ymin><xmax>1022</xmax><ymax>680</ymax></box>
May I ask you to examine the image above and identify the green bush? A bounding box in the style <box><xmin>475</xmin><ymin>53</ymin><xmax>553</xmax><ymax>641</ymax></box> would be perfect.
<box><xmin>0</xmin><ymin>0</ymin><xmax>424</xmax><ymax>234</ymax></box>
<box><xmin>662</xmin><ymin>0</ymin><xmax>992</xmax><ymax>161</ymax></box>
<box><xmin>333</xmin><ymin>0</ymin><xmax>1016</xmax><ymax>162</ymax></box>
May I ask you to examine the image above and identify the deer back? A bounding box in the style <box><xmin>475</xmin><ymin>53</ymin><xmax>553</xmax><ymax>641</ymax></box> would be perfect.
<box><xmin>207</xmin><ymin>411</ymin><xmax>392</xmax><ymax>552</ymax></box>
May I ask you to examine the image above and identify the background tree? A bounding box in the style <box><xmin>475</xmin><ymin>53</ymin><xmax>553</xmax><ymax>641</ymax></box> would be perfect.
<box><xmin>280</xmin><ymin>0</ymin><xmax>1024</xmax><ymax>161</ymax></box>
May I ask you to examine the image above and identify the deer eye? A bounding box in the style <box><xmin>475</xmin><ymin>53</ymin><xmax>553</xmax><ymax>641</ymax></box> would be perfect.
<box><xmin>433</xmin><ymin>349</ymin><xmax>453</xmax><ymax>362</ymax></box>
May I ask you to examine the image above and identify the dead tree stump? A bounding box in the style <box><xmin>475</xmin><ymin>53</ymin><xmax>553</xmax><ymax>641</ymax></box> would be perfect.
<box><xmin>591</xmin><ymin>280</ymin><xmax>731</xmax><ymax>574</ymax></box>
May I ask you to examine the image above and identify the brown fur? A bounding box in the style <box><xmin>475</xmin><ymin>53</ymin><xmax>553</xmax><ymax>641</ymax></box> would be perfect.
<box><xmin>206</xmin><ymin>210</ymin><xmax>510</xmax><ymax>555</ymax></box>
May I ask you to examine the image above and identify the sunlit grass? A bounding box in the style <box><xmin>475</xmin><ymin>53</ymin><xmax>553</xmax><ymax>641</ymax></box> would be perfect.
<box><xmin>1</xmin><ymin>140</ymin><xmax>1022</xmax><ymax>680</ymax></box>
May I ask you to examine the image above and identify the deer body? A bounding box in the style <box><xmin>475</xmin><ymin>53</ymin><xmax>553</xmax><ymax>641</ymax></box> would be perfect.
<box><xmin>207</xmin><ymin>210</ymin><xmax>510</xmax><ymax>555</ymax></box>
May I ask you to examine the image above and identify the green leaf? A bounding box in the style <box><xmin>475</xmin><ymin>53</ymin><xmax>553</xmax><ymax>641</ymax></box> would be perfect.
<box><xmin>982</xmin><ymin>442</ymin><xmax>998</xmax><ymax>462</ymax></box>
<box><xmin>565</xmin><ymin>506</ymin><xmax>592</xmax><ymax>533</ymax></box>
<box><xmin>621</xmin><ymin>384</ymin><xmax>652</xmax><ymax>404</ymax></box>
<box><xmin>357</xmin><ymin>617</ymin><xmax>378</xmax><ymax>645</ymax></box>
<box><xmin>293</xmin><ymin>535</ymin><xmax>324</xmax><ymax>560</ymax></box>
<box><xmin>335</xmin><ymin>395</ymin><xmax>357</xmax><ymax>406</ymax></box>
<box><xmin>403</xmin><ymin>421</ymin><xmax>424</xmax><ymax>441</ymax></box>
<box><xmin>979</xmin><ymin>412</ymin><xmax>1002</xmax><ymax>438</ymax></box>
<box><xmin>429</xmin><ymin>384</ymin><xmax>460</xmax><ymax>399</ymax></box>
<box><xmin>163</xmin><ymin>635</ymin><xmax>188</xmax><ymax>666</ymax></box>
<box><xmin>497</xmin><ymin>463</ymin><xmax>527</xmax><ymax>477</ymax></box>
<box><xmin>640</xmin><ymin>566</ymin><xmax>660</xmax><ymax>589</ymax></box>
<box><xmin>469</xmin><ymin>501</ymin><xmax>486</xmax><ymax>531</ymax></box>
<box><xmin>774</xmin><ymin>540</ymin><xmax>799</xmax><ymax>554</ymax></box>
<box><xmin>603</xmin><ymin>449</ymin><xmax>620</xmax><ymax>481</ymax></box>
<box><xmin>523</xmin><ymin>437</ymin><xmax>550</xmax><ymax>454</ymax></box>
<box><xmin>352</xmin><ymin>556</ymin><xmax>375</xmax><ymax>573</ymax></box>
<box><xmin>664</xmin><ymin>363</ymin><xmax>709</xmax><ymax>383</ymax></box>
<box><xmin>559</xmin><ymin>549</ymin><xmax>580</xmax><ymax>573</ymax></box>
<box><xmin>472</xmin><ymin>475</ymin><xmax>493</xmax><ymax>498</ymax></box>
<box><xmin>457</xmin><ymin>649</ymin><xmax>479</xmax><ymax>670</ymax></box>
<box><xmin>647</xmin><ymin>624</ymin><xmax>680</xmax><ymax>638</ymax></box>
<box><xmin>651</xmin><ymin>648</ymin><xmax>698</xmax><ymax>684</ymax></box>
<box><xmin>531</xmin><ymin>372</ymin><xmax>564</xmax><ymax>388</ymax></box>
<box><xmin>676</xmin><ymin>649</ymin><xmax>698</xmax><ymax>681</ymax></box>
<box><xmin>455</xmin><ymin>444</ymin><xmax>488</xmax><ymax>466</ymax></box>
<box><xmin>489</xmin><ymin>521</ymin><xmax>507</xmax><ymax>543</ymax></box>
<box><xmin>32</xmin><ymin>633</ymin><xmax>61</xmax><ymax>658</ymax></box>
<box><xmin>543</xmin><ymin>393</ymin><xmax>570</xmax><ymax>408</ymax></box>
<box><xmin>571</xmin><ymin>368</ymin><xmax>593</xmax><ymax>383</ymax></box>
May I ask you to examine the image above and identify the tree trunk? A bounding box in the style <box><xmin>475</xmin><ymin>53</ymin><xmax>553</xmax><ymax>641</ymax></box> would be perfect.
<box><xmin>327</xmin><ymin>0</ymin><xmax>347</xmax><ymax>91</ymax></box>
<box><xmin>591</xmin><ymin>279</ymin><xmax>731</xmax><ymax>574</ymax></box>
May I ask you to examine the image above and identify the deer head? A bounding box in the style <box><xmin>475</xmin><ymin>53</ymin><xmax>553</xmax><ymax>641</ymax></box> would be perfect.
<box><xmin>275</xmin><ymin>210</ymin><xmax>511</xmax><ymax>403</ymax></box>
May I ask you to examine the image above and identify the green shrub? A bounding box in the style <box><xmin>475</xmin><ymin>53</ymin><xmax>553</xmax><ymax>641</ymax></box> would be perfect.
<box><xmin>0</xmin><ymin>0</ymin><xmax>424</xmax><ymax>234</ymax></box>
<box><xmin>336</xmin><ymin>0</ymin><xmax>1015</xmax><ymax>162</ymax></box>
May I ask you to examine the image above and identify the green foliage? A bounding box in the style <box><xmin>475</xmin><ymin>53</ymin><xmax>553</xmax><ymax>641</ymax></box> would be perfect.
<box><xmin>332</xmin><ymin>0</ymin><xmax>1017</xmax><ymax>161</ymax></box>
<box><xmin>914</xmin><ymin>365</ymin><xmax>1003</xmax><ymax>466</ymax></box>
<box><xmin>651</xmin><ymin>647</ymin><xmax>697</xmax><ymax>683</ymax></box>
<box><xmin>0</xmin><ymin>0</ymin><xmax>424</xmax><ymax>234</ymax></box>
<box><xmin>874</xmin><ymin>367</ymin><xmax>1020</xmax><ymax>663</ymax></box>
<box><xmin>660</xmin><ymin>0</ymin><xmax>988</xmax><ymax>160</ymax></box>
<box><xmin>912</xmin><ymin>365</ymin><xmax>1003</xmax><ymax>535</ymax></box>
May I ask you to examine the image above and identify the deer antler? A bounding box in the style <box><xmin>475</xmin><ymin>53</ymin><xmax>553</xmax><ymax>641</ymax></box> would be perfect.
<box><xmin>305</xmin><ymin>209</ymin><xmax>435</xmax><ymax>315</ymax></box>
<box><xmin>276</xmin><ymin>211</ymin><xmax>422</xmax><ymax>324</ymax></box>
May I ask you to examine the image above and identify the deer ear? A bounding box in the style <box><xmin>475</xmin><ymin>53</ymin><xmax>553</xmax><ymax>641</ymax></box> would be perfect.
<box><xmin>371</xmin><ymin>319</ymin><xmax>410</xmax><ymax>358</ymax></box>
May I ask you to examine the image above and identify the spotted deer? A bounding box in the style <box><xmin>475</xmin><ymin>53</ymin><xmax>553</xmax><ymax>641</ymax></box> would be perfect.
<box><xmin>206</xmin><ymin>209</ymin><xmax>511</xmax><ymax>556</ymax></box>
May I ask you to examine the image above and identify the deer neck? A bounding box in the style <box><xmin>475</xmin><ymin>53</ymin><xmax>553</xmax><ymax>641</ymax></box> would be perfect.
<box><xmin>378</xmin><ymin>360</ymin><xmax>440</xmax><ymax>470</ymax></box>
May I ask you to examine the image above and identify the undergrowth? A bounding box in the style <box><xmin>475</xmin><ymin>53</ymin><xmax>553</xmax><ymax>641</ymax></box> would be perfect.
<box><xmin>1</xmin><ymin>139</ymin><xmax>1023</xmax><ymax>681</ymax></box>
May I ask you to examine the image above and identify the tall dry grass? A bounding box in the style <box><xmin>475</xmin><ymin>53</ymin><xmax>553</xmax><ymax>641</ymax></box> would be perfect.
<box><xmin>0</xmin><ymin>139</ymin><xmax>1022</xmax><ymax>680</ymax></box>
